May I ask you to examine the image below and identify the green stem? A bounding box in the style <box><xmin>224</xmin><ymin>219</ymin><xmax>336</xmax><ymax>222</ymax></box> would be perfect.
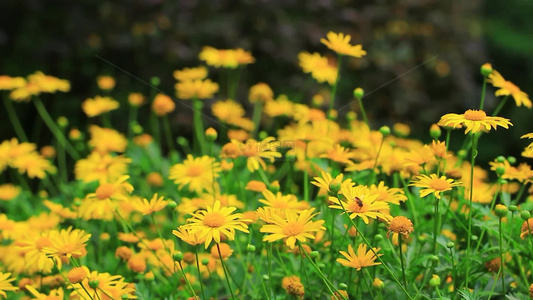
<box><xmin>178</xmin><ymin>260</ymin><xmax>198</xmax><ymax>298</ymax></box>
<box><xmin>195</xmin><ymin>247</ymin><xmax>206</xmax><ymax>300</ymax></box>
<box><xmin>492</xmin><ymin>95</ymin><xmax>509</xmax><ymax>116</ymax></box>
<box><xmin>252</xmin><ymin>102</ymin><xmax>263</xmax><ymax>138</ymax></box>
<box><xmin>303</xmin><ymin>143</ymin><xmax>309</xmax><ymax>202</ymax></box>
<box><xmin>217</xmin><ymin>243</ymin><xmax>235</xmax><ymax>299</ymax></box>
<box><xmin>328</xmin><ymin>55</ymin><xmax>343</xmax><ymax>113</ymax></box>
<box><xmin>433</xmin><ymin>196</ymin><xmax>440</xmax><ymax>255</ymax></box>
<box><xmin>398</xmin><ymin>235</ymin><xmax>408</xmax><ymax>289</ymax></box>
<box><xmin>33</xmin><ymin>97</ymin><xmax>80</xmax><ymax>160</ymax></box>
<box><xmin>127</xmin><ymin>106</ymin><xmax>138</xmax><ymax>139</ymax></box>
<box><xmin>499</xmin><ymin>218</ymin><xmax>506</xmax><ymax>296</ymax></box>
<box><xmin>267</xmin><ymin>243</ymin><xmax>274</xmax><ymax>299</ymax></box>
<box><xmin>369</xmin><ymin>135</ymin><xmax>385</xmax><ymax>185</ymax></box>
<box><xmin>3</xmin><ymin>95</ymin><xmax>28</xmax><ymax>141</ymax></box>
<box><xmin>162</xmin><ymin>115</ymin><xmax>175</xmax><ymax>153</ymax></box>
<box><xmin>465</xmin><ymin>133</ymin><xmax>479</xmax><ymax>289</ymax></box>
<box><xmin>479</xmin><ymin>78</ymin><xmax>487</xmax><ymax>110</ymax></box>
<box><xmin>357</xmin><ymin>97</ymin><xmax>369</xmax><ymax>127</ymax></box>
<box><xmin>193</xmin><ymin>99</ymin><xmax>206</xmax><ymax>154</ymax></box>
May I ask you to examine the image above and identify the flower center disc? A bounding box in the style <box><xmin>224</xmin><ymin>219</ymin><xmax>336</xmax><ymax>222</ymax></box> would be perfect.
<box><xmin>429</xmin><ymin>178</ymin><xmax>450</xmax><ymax>191</ymax></box>
<box><xmin>282</xmin><ymin>222</ymin><xmax>304</xmax><ymax>236</ymax></box>
<box><xmin>187</xmin><ymin>165</ymin><xmax>203</xmax><ymax>177</ymax></box>
<box><xmin>203</xmin><ymin>212</ymin><xmax>225</xmax><ymax>228</ymax></box>
<box><xmin>464</xmin><ymin>109</ymin><xmax>486</xmax><ymax>121</ymax></box>
<box><xmin>95</xmin><ymin>184</ymin><xmax>115</xmax><ymax>200</ymax></box>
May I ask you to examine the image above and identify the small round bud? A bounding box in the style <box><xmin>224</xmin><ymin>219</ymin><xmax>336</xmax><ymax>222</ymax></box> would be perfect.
<box><xmin>339</xmin><ymin>283</ymin><xmax>348</xmax><ymax>290</ymax></box>
<box><xmin>446</xmin><ymin>242</ymin><xmax>455</xmax><ymax>249</ymax></box>
<box><xmin>471</xmin><ymin>235</ymin><xmax>478</xmax><ymax>241</ymax></box>
<box><xmin>329</xmin><ymin>180</ymin><xmax>342</xmax><ymax>195</ymax></box>
<box><xmin>509</xmin><ymin>205</ymin><xmax>518</xmax><ymax>212</ymax></box>
<box><xmin>379</xmin><ymin>126</ymin><xmax>390</xmax><ymax>137</ymax></box>
<box><xmin>132</xmin><ymin>123</ymin><xmax>143</xmax><ymax>135</ymax></box>
<box><xmin>495</xmin><ymin>166</ymin><xmax>506</xmax><ymax>177</ymax></box>
<box><xmin>480</xmin><ymin>63</ymin><xmax>493</xmax><ymax>77</ymax></box>
<box><xmin>167</xmin><ymin>201</ymin><xmax>177</xmax><ymax>209</ymax></box>
<box><xmin>374</xmin><ymin>234</ymin><xmax>383</xmax><ymax>242</ymax></box>
<box><xmin>74</xmin><ymin>199</ymin><xmax>83</xmax><ymax>206</ymax></box>
<box><xmin>373</xmin><ymin>278</ymin><xmax>384</xmax><ymax>290</ymax></box>
<box><xmin>144</xmin><ymin>271</ymin><xmax>155</xmax><ymax>281</ymax></box>
<box><xmin>310</xmin><ymin>251</ymin><xmax>320</xmax><ymax>259</ymax></box>
<box><xmin>498</xmin><ymin>178</ymin><xmax>508</xmax><ymax>185</ymax></box>
<box><xmin>430</xmin><ymin>124</ymin><xmax>441</xmax><ymax>139</ymax></box>
<box><xmin>312</xmin><ymin>94</ymin><xmax>324</xmax><ymax>107</ymax></box>
<box><xmin>205</xmin><ymin>127</ymin><xmax>218</xmax><ymax>142</ymax></box>
<box><xmin>173</xmin><ymin>251</ymin><xmax>183</xmax><ymax>261</ymax></box>
<box><xmin>353</xmin><ymin>87</ymin><xmax>364</xmax><ymax>99</ymax></box>
<box><xmin>57</xmin><ymin>116</ymin><xmax>68</xmax><ymax>128</ymax></box>
<box><xmin>89</xmin><ymin>280</ymin><xmax>100</xmax><ymax>289</ymax></box>
<box><xmin>269</xmin><ymin>181</ymin><xmax>280</xmax><ymax>193</ymax></box>
<box><xmin>495</xmin><ymin>204</ymin><xmax>508</xmax><ymax>218</ymax></box>
<box><xmin>247</xmin><ymin>245</ymin><xmax>256</xmax><ymax>253</ymax></box>
<box><xmin>177</xmin><ymin>137</ymin><xmax>190</xmax><ymax>147</ymax></box>
<box><xmin>457</xmin><ymin>150</ymin><xmax>467</xmax><ymax>159</ymax></box>
<box><xmin>201</xmin><ymin>258</ymin><xmax>210</xmax><ymax>266</ymax></box>
<box><xmin>346</xmin><ymin>111</ymin><xmax>357</xmax><ymax>121</ymax></box>
<box><xmin>520</xmin><ymin>210</ymin><xmax>531</xmax><ymax>220</ymax></box>
<box><xmin>429</xmin><ymin>274</ymin><xmax>441</xmax><ymax>287</ymax></box>
<box><xmin>327</xmin><ymin>109</ymin><xmax>338</xmax><ymax>120</ymax></box>
<box><xmin>418</xmin><ymin>234</ymin><xmax>427</xmax><ymax>242</ymax></box>
<box><xmin>259</xmin><ymin>131</ymin><xmax>268</xmax><ymax>140</ymax></box>
<box><xmin>429</xmin><ymin>255</ymin><xmax>439</xmax><ymax>264</ymax></box>
<box><xmin>507</xmin><ymin>156</ymin><xmax>516</xmax><ymax>165</ymax></box>
<box><xmin>150</xmin><ymin>76</ymin><xmax>160</xmax><ymax>86</ymax></box>
<box><xmin>263</xmin><ymin>274</ymin><xmax>269</xmax><ymax>281</ymax></box>
<box><xmin>317</xmin><ymin>263</ymin><xmax>325</xmax><ymax>269</ymax></box>
<box><xmin>496</xmin><ymin>156</ymin><xmax>506</xmax><ymax>163</ymax></box>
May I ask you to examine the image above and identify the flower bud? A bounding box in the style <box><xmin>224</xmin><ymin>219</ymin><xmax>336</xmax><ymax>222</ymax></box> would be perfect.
<box><xmin>150</xmin><ymin>76</ymin><xmax>160</xmax><ymax>86</ymax></box>
<box><xmin>201</xmin><ymin>258</ymin><xmax>210</xmax><ymax>266</ymax></box>
<box><xmin>205</xmin><ymin>127</ymin><xmax>218</xmax><ymax>142</ymax></box>
<box><xmin>374</xmin><ymin>234</ymin><xmax>383</xmax><ymax>242</ymax></box>
<box><xmin>346</xmin><ymin>111</ymin><xmax>357</xmax><ymax>121</ymax></box>
<box><xmin>373</xmin><ymin>278</ymin><xmax>384</xmax><ymax>290</ymax></box>
<box><xmin>429</xmin><ymin>274</ymin><xmax>441</xmax><ymax>287</ymax></box>
<box><xmin>507</xmin><ymin>156</ymin><xmax>516</xmax><ymax>165</ymax></box>
<box><xmin>498</xmin><ymin>178</ymin><xmax>508</xmax><ymax>185</ymax></box>
<box><xmin>495</xmin><ymin>204</ymin><xmax>508</xmax><ymax>218</ymax></box>
<box><xmin>167</xmin><ymin>201</ymin><xmax>177</xmax><ymax>209</ymax></box>
<box><xmin>495</xmin><ymin>166</ymin><xmax>506</xmax><ymax>177</ymax></box>
<box><xmin>446</xmin><ymin>242</ymin><xmax>455</xmax><ymax>249</ymax></box>
<box><xmin>310</xmin><ymin>251</ymin><xmax>320</xmax><ymax>259</ymax></box>
<box><xmin>457</xmin><ymin>150</ymin><xmax>467</xmax><ymax>159</ymax></box>
<box><xmin>353</xmin><ymin>87</ymin><xmax>364</xmax><ymax>99</ymax></box>
<box><xmin>379</xmin><ymin>126</ymin><xmax>390</xmax><ymax>137</ymax></box>
<box><xmin>429</xmin><ymin>255</ymin><xmax>439</xmax><ymax>264</ymax></box>
<box><xmin>57</xmin><ymin>116</ymin><xmax>68</xmax><ymax>128</ymax></box>
<box><xmin>509</xmin><ymin>205</ymin><xmax>518</xmax><ymax>212</ymax></box>
<box><xmin>269</xmin><ymin>181</ymin><xmax>280</xmax><ymax>193</ymax></box>
<box><xmin>521</xmin><ymin>210</ymin><xmax>531</xmax><ymax>220</ymax></box>
<box><xmin>329</xmin><ymin>180</ymin><xmax>342</xmax><ymax>195</ymax></box>
<box><xmin>480</xmin><ymin>63</ymin><xmax>493</xmax><ymax>77</ymax></box>
<box><xmin>173</xmin><ymin>251</ymin><xmax>184</xmax><ymax>261</ymax></box>
<box><xmin>429</xmin><ymin>124</ymin><xmax>441</xmax><ymax>139</ymax></box>
<box><xmin>339</xmin><ymin>283</ymin><xmax>348</xmax><ymax>290</ymax></box>
<box><xmin>247</xmin><ymin>245</ymin><xmax>256</xmax><ymax>253</ymax></box>
<box><xmin>89</xmin><ymin>280</ymin><xmax>100</xmax><ymax>289</ymax></box>
<box><xmin>327</xmin><ymin>109</ymin><xmax>338</xmax><ymax>120</ymax></box>
<box><xmin>471</xmin><ymin>235</ymin><xmax>478</xmax><ymax>241</ymax></box>
<box><xmin>496</xmin><ymin>156</ymin><xmax>506</xmax><ymax>163</ymax></box>
<box><xmin>259</xmin><ymin>131</ymin><xmax>268</xmax><ymax>140</ymax></box>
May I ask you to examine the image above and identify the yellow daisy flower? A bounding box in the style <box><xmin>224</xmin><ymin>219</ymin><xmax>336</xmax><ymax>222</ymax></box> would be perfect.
<box><xmin>321</xmin><ymin>31</ymin><xmax>367</xmax><ymax>58</ymax></box>
<box><xmin>0</xmin><ymin>184</ymin><xmax>20</xmax><ymax>201</ymax></box>
<box><xmin>88</xmin><ymin>126</ymin><xmax>128</xmax><ymax>154</ymax></box>
<box><xmin>212</xmin><ymin>99</ymin><xmax>245</xmax><ymax>123</ymax></box>
<box><xmin>387</xmin><ymin>216</ymin><xmax>414</xmax><ymax>242</ymax></box>
<box><xmin>132</xmin><ymin>193</ymin><xmax>170</xmax><ymax>215</ymax></box>
<box><xmin>70</xmin><ymin>268</ymin><xmax>137</xmax><ymax>299</ymax></box>
<box><xmin>249</xmin><ymin>82</ymin><xmax>274</xmax><ymax>103</ymax></box>
<box><xmin>175</xmin><ymin>79</ymin><xmax>219</xmax><ymax>100</ymax></box>
<box><xmin>169</xmin><ymin>154</ymin><xmax>221</xmax><ymax>193</ymax></box>
<box><xmin>488</xmin><ymin>70</ymin><xmax>532</xmax><ymax>108</ymax></box>
<box><xmin>410</xmin><ymin>174</ymin><xmax>461</xmax><ymax>199</ymax></box>
<box><xmin>521</xmin><ymin>133</ymin><xmax>533</xmax><ymax>158</ymax></box>
<box><xmin>151</xmin><ymin>93</ymin><xmax>175</xmax><ymax>116</ymax></box>
<box><xmin>260</xmin><ymin>208</ymin><xmax>326</xmax><ymax>249</ymax></box>
<box><xmin>259</xmin><ymin>190</ymin><xmax>309</xmax><ymax>210</ymax></box>
<box><xmin>41</xmin><ymin>227</ymin><xmax>91</xmax><ymax>264</ymax></box>
<box><xmin>74</xmin><ymin>152</ymin><xmax>131</xmax><ymax>184</ymax></box>
<box><xmin>82</xmin><ymin>96</ymin><xmax>120</xmax><ymax>117</ymax></box>
<box><xmin>438</xmin><ymin>109</ymin><xmax>512</xmax><ymax>134</ymax></box>
<box><xmin>184</xmin><ymin>200</ymin><xmax>250</xmax><ymax>249</ymax></box>
<box><xmin>297</xmin><ymin>51</ymin><xmax>338</xmax><ymax>85</ymax></box>
<box><xmin>329</xmin><ymin>185</ymin><xmax>392</xmax><ymax>224</ymax></box>
<box><xmin>231</xmin><ymin>137</ymin><xmax>282</xmax><ymax>172</ymax></box>
<box><xmin>173</xmin><ymin>66</ymin><xmax>208</xmax><ymax>82</ymax></box>
<box><xmin>337</xmin><ymin>244</ymin><xmax>382</xmax><ymax>270</ymax></box>
<box><xmin>96</xmin><ymin>75</ymin><xmax>116</xmax><ymax>90</ymax></box>
<box><xmin>172</xmin><ymin>226</ymin><xmax>206</xmax><ymax>246</ymax></box>
<box><xmin>0</xmin><ymin>272</ymin><xmax>18</xmax><ymax>298</ymax></box>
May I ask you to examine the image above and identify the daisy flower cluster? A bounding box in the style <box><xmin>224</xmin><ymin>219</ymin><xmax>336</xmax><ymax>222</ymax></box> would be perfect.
<box><xmin>0</xmin><ymin>31</ymin><xmax>532</xmax><ymax>300</ymax></box>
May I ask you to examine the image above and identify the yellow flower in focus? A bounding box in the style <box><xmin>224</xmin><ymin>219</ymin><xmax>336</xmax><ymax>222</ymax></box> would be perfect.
<box><xmin>132</xmin><ymin>193</ymin><xmax>170</xmax><ymax>215</ymax></box>
<box><xmin>260</xmin><ymin>208</ymin><xmax>325</xmax><ymax>249</ymax></box>
<box><xmin>88</xmin><ymin>126</ymin><xmax>128</xmax><ymax>154</ymax></box>
<box><xmin>173</xmin><ymin>66</ymin><xmax>208</xmax><ymax>82</ymax></box>
<box><xmin>488</xmin><ymin>70</ymin><xmax>531</xmax><ymax>108</ymax></box>
<box><xmin>82</xmin><ymin>96</ymin><xmax>120</xmax><ymax>117</ymax></box>
<box><xmin>249</xmin><ymin>83</ymin><xmax>274</xmax><ymax>103</ymax></box>
<box><xmin>184</xmin><ymin>200</ymin><xmax>250</xmax><ymax>249</ymax></box>
<box><xmin>169</xmin><ymin>155</ymin><xmax>221</xmax><ymax>193</ymax></box>
<box><xmin>337</xmin><ymin>244</ymin><xmax>382</xmax><ymax>270</ymax></box>
<box><xmin>329</xmin><ymin>185</ymin><xmax>392</xmax><ymax>224</ymax></box>
<box><xmin>75</xmin><ymin>152</ymin><xmax>131</xmax><ymax>184</ymax></box>
<box><xmin>0</xmin><ymin>184</ymin><xmax>20</xmax><ymax>201</ymax></box>
<box><xmin>152</xmin><ymin>93</ymin><xmax>175</xmax><ymax>116</ymax></box>
<box><xmin>387</xmin><ymin>216</ymin><xmax>414</xmax><ymax>243</ymax></box>
<box><xmin>175</xmin><ymin>79</ymin><xmax>219</xmax><ymax>99</ymax></box>
<box><xmin>0</xmin><ymin>273</ymin><xmax>18</xmax><ymax>298</ymax></box>
<box><xmin>172</xmin><ymin>226</ymin><xmax>206</xmax><ymax>246</ymax></box>
<box><xmin>410</xmin><ymin>174</ymin><xmax>461</xmax><ymax>199</ymax></box>
<box><xmin>97</xmin><ymin>75</ymin><xmax>116</xmax><ymax>90</ymax></box>
<box><xmin>438</xmin><ymin>109</ymin><xmax>512</xmax><ymax>134</ymax></box>
<box><xmin>321</xmin><ymin>32</ymin><xmax>367</xmax><ymax>58</ymax></box>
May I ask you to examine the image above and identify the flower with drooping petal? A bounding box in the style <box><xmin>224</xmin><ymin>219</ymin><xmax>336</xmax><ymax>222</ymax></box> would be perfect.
<box><xmin>438</xmin><ymin>109</ymin><xmax>512</xmax><ymax>134</ymax></box>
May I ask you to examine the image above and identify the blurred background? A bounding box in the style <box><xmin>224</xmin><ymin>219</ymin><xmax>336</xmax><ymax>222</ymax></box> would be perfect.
<box><xmin>1</xmin><ymin>0</ymin><xmax>532</xmax><ymax>164</ymax></box>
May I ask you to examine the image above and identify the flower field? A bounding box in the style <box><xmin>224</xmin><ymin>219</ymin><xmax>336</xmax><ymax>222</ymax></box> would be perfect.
<box><xmin>1</xmin><ymin>31</ymin><xmax>533</xmax><ymax>299</ymax></box>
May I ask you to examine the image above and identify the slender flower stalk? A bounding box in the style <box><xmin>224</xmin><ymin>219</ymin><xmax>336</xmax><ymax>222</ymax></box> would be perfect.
<box><xmin>3</xmin><ymin>95</ymin><xmax>28</xmax><ymax>141</ymax></box>
<box><xmin>398</xmin><ymin>235</ymin><xmax>408</xmax><ymax>288</ymax></box>
<box><xmin>193</xmin><ymin>99</ymin><xmax>206</xmax><ymax>154</ymax></box>
<box><xmin>328</xmin><ymin>55</ymin><xmax>343</xmax><ymax>113</ymax></box>
<box><xmin>178</xmin><ymin>260</ymin><xmax>198</xmax><ymax>299</ymax></box>
<box><xmin>465</xmin><ymin>133</ymin><xmax>479</xmax><ymax>289</ymax></box>
<box><xmin>217</xmin><ymin>243</ymin><xmax>236</xmax><ymax>299</ymax></box>
<box><xmin>162</xmin><ymin>115</ymin><xmax>175</xmax><ymax>153</ymax></box>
